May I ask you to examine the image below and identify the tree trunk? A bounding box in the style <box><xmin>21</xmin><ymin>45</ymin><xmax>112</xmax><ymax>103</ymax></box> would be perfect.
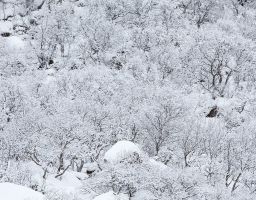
<box><xmin>231</xmin><ymin>172</ymin><xmax>242</xmax><ymax>193</ymax></box>
<box><xmin>76</xmin><ymin>159</ymin><xmax>84</xmax><ymax>172</ymax></box>
<box><xmin>57</xmin><ymin>152</ymin><xmax>64</xmax><ymax>173</ymax></box>
<box><xmin>184</xmin><ymin>153</ymin><xmax>189</xmax><ymax>167</ymax></box>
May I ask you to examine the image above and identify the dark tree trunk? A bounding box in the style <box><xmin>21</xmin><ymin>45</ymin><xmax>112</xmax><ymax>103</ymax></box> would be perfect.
<box><xmin>57</xmin><ymin>152</ymin><xmax>64</xmax><ymax>173</ymax></box>
<box><xmin>76</xmin><ymin>159</ymin><xmax>84</xmax><ymax>172</ymax></box>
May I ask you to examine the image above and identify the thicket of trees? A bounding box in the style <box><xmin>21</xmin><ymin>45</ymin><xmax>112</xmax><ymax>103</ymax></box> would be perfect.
<box><xmin>1</xmin><ymin>0</ymin><xmax>256</xmax><ymax>199</ymax></box>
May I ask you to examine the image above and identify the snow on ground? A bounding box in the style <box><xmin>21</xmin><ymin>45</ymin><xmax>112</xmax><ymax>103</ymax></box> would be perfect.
<box><xmin>5</xmin><ymin>36</ymin><xmax>25</xmax><ymax>52</ymax></box>
<box><xmin>45</xmin><ymin>171</ymin><xmax>85</xmax><ymax>196</ymax></box>
<box><xmin>4</xmin><ymin>162</ymin><xmax>86</xmax><ymax>200</ymax></box>
<box><xmin>0</xmin><ymin>21</ymin><xmax>12</xmax><ymax>33</ymax></box>
<box><xmin>93</xmin><ymin>191</ymin><xmax>129</xmax><ymax>200</ymax></box>
<box><xmin>57</xmin><ymin>171</ymin><xmax>86</xmax><ymax>188</ymax></box>
<box><xmin>43</xmin><ymin>171</ymin><xmax>87</xmax><ymax>199</ymax></box>
<box><xmin>148</xmin><ymin>158</ymin><xmax>168</xmax><ymax>170</ymax></box>
<box><xmin>0</xmin><ymin>182</ymin><xmax>44</xmax><ymax>200</ymax></box>
<box><xmin>104</xmin><ymin>140</ymin><xmax>142</xmax><ymax>164</ymax></box>
<box><xmin>133</xmin><ymin>190</ymin><xmax>157</xmax><ymax>200</ymax></box>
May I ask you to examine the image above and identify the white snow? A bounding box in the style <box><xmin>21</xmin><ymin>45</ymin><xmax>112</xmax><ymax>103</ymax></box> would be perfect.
<box><xmin>59</xmin><ymin>171</ymin><xmax>85</xmax><ymax>188</ymax></box>
<box><xmin>148</xmin><ymin>158</ymin><xmax>168</xmax><ymax>170</ymax></box>
<box><xmin>93</xmin><ymin>191</ymin><xmax>129</xmax><ymax>200</ymax></box>
<box><xmin>133</xmin><ymin>190</ymin><xmax>157</xmax><ymax>200</ymax></box>
<box><xmin>5</xmin><ymin>36</ymin><xmax>25</xmax><ymax>52</ymax></box>
<box><xmin>45</xmin><ymin>68</ymin><xmax>56</xmax><ymax>76</ymax></box>
<box><xmin>0</xmin><ymin>21</ymin><xmax>12</xmax><ymax>33</ymax></box>
<box><xmin>0</xmin><ymin>182</ymin><xmax>44</xmax><ymax>200</ymax></box>
<box><xmin>104</xmin><ymin>140</ymin><xmax>142</xmax><ymax>164</ymax></box>
<box><xmin>46</xmin><ymin>175</ymin><xmax>79</xmax><ymax>194</ymax></box>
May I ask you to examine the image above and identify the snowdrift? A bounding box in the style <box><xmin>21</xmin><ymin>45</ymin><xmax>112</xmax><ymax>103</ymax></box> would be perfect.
<box><xmin>0</xmin><ymin>182</ymin><xmax>44</xmax><ymax>200</ymax></box>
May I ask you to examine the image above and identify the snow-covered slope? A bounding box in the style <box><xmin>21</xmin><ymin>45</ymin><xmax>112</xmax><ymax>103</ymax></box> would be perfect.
<box><xmin>0</xmin><ymin>183</ymin><xmax>44</xmax><ymax>200</ymax></box>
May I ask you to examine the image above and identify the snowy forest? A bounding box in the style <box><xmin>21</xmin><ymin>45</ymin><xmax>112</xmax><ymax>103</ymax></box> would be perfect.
<box><xmin>1</xmin><ymin>0</ymin><xmax>256</xmax><ymax>199</ymax></box>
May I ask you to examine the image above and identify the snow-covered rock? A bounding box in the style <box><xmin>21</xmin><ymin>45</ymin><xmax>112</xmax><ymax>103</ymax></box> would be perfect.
<box><xmin>0</xmin><ymin>182</ymin><xmax>44</xmax><ymax>200</ymax></box>
<box><xmin>93</xmin><ymin>191</ymin><xmax>129</xmax><ymax>200</ymax></box>
<box><xmin>104</xmin><ymin>140</ymin><xmax>142</xmax><ymax>164</ymax></box>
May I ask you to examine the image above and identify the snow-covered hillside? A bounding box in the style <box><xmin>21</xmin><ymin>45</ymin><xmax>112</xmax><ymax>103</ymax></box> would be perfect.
<box><xmin>1</xmin><ymin>0</ymin><xmax>256</xmax><ymax>199</ymax></box>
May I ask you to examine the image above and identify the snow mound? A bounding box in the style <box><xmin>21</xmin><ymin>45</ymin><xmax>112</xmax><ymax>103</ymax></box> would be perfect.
<box><xmin>104</xmin><ymin>140</ymin><xmax>142</xmax><ymax>164</ymax></box>
<box><xmin>0</xmin><ymin>182</ymin><xmax>44</xmax><ymax>200</ymax></box>
<box><xmin>6</xmin><ymin>36</ymin><xmax>25</xmax><ymax>52</ymax></box>
<box><xmin>0</xmin><ymin>21</ymin><xmax>12</xmax><ymax>33</ymax></box>
<box><xmin>60</xmin><ymin>171</ymin><xmax>86</xmax><ymax>188</ymax></box>
<box><xmin>42</xmin><ymin>171</ymin><xmax>86</xmax><ymax>199</ymax></box>
<box><xmin>93</xmin><ymin>191</ymin><xmax>129</xmax><ymax>200</ymax></box>
<box><xmin>46</xmin><ymin>176</ymin><xmax>79</xmax><ymax>194</ymax></box>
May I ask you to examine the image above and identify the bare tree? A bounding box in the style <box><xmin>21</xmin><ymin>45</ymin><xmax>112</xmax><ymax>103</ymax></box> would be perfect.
<box><xmin>180</xmin><ymin>124</ymin><xmax>201</xmax><ymax>167</ymax></box>
<box><xmin>144</xmin><ymin>103</ymin><xmax>182</xmax><ymax>156</ymax></box>
<box><xmin>179</xmin><ymin>0</ymin><xmax>215</xmax><ymax>28</ymax></box>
